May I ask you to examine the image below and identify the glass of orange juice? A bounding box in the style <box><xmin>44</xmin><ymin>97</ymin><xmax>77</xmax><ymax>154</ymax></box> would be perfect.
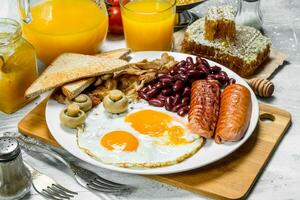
<box><xmin>17</xmin><ymin>0</ymin><xmax>108</xmax><ymax>65</ymax></box>
<box><xmin>120</xmin><ymin>0</ymin><xmax>176</xmax><ymax>51</ymax></box>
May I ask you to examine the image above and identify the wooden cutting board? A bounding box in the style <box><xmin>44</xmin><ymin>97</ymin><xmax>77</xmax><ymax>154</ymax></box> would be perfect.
<box><xmin>18</xmin><ymin>98</ymin><xmax>291</xmax><ymax>200</ymax></box>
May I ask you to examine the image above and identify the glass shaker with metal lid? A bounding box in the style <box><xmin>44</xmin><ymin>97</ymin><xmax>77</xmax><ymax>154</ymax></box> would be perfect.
<box><xmin>0</xmin><ymin>137</ymin><xmax>31</xmax><ymax>200</ymax></box>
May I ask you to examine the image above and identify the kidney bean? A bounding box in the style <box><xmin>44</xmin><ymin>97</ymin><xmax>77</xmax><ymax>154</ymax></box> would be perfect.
<box><xmin>181</xmin><ymin>97</ymin><xmax>190</xmax><ymax>105</ymax></box>
<box><xmin>138</xmin><ymin>91</ymin><xmax>150</xmax><ymax>100</ymax></box>
<box><xmin>186</xmin><ymin>64</ymin><xmax>195</xmax><ymax>70</ymax></box>
<box><xmin>161</xmin><ymin>88</ymin><xmax>172</xmax><ymax>96</ymax></box>
<box><xmin>199</xmin><ymin>65</ymin><xmax>210</xmax><ymax>75</ymax></box>
<box><xmin>172</xmin><ymin>94</ymin><xmax>181</xmax><ymax>106</ymax></box>
<box><xmin>165</xmin><ymin>96</ymin><xmax>174</xmax><ymax>111</ymax></box>
<box><xmin>149</xmin><ymin>98</ymin><xmax>164</xmax><ymax>107</ymax></box>
<box><xmin>140</xmin><ymin>86</ymin><xmax>148</xmax><ymax>93</ymax></box>
<box><xmin>146</xmin><ymin>84</ymin><xmax>153</xmax><ymax>91</ymax></box>
<box><xmin>189</xmin><ymin>79</ymin><xmax>197</xmax><ymax>84</ymax></box>
<box><xmin>186</xmin><ymin>56</ymin><xmax>194</xmax><ymax>65</ymax></box>
<box><xmin>187</xmin><ymin>70</ymin><xmax>205</xmax><ymax>79</ymax></box>
<box><xmin>172</xmin><ymin>103</ymin><xmax>185</xmax><ymax>112</ymax></box>
<box><xmin>154</xmin><ymin>82</ymin><xmax>163</xmax><ymax>89</ymax></box>
<box><xmin>210</xmin><ymin>66</ymin><xmax>222</xmax><ymax>74</ymax></box>
<box><xmin>196</xmin><ymin>56</ymin><xmax>202</xmax><ymax>64</ymax></box>
<box><xmin>174</xmin><ymin>74</ymin><xmax>188</xmax><ymax>82</ymax></box>
<box><xmin>177</xmin><ymin>106</ymin><xmax>189</xmax><ymax>116</ymax></box>
<box><xmin>182</xmin><ymin>87</ymin><xmax>191</xmax><ymax>97</ymax></box>
<box><xmin>147</xmin><ymin>88</ymin><xmax>160</xmax><ymax>99</ymax></box>
<box><xmin>157</xmin><ymin>94</ymin><xmax>166</xmax><ymax>102</ymax></box>
<box><xmin>228</xmin><ymin>78</ymin><xmax>236</xmax><ymax>85</ymax></box>
<box><xmin>176</xmin><ymin>60</ymin><xmax>186</xmax><ymax>68</ymax></box>
<box><xmin>173</xmin><ymin>80</ymin><xmax>184</xmax><ymax>93</ymax></box>
<box><xmin>219</xmin><ymin>71</ymin><xmax>228</xmax><ymax>77</ymax></box>
<box><xmin>169</xmin><ymin>69</ymin><xmax>176</xmax><ymax>75</ymax></box>
<box><xmin>178</xmin><ymin>69</ymin><xmax>188</xmax><ymax>75</ymax></box>
<box><xmin>206</xmin><ymin>75</ymin><xmax>215</xmax><ymax>80</ymax></box>
<box><xmin>200</xmin><ymin>58</ymin><xmax>210</xmax><ymax>69</ymax></box>
<box><xmin>160</xmin><ymin>77</ymin><xmax>172</xmax><ymax>86</ymax></box>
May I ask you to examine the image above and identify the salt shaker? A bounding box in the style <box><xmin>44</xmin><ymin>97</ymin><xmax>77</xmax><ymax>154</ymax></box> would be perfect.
<box><xmin>235</xmin><ymin>0</ymin><xmax>263</xmax><ymax>30</ymax></box>
<box><xmin>0</xmin><ymin>137</ymin><xmax>31</xmax><ymax>200</ymax></box>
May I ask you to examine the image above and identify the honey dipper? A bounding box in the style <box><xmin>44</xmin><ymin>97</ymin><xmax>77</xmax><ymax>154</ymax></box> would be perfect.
<box><xmin>246</xmin><ymin>78</ymin><xmax>275</xmax><ymax>97</ymax></box>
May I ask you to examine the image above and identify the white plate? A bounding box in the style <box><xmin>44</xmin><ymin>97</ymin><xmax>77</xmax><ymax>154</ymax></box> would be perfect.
<box><xmin>46</xmin><ymin>51</ymin><xmax>259</xmax><ymax>175</ymax></box>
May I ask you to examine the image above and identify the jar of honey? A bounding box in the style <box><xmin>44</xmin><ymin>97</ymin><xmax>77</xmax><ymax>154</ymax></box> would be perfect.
<box><xmin>0</xmin><ymin>18</ymin><xmax>38</xmax><ymax>114</ymax></box>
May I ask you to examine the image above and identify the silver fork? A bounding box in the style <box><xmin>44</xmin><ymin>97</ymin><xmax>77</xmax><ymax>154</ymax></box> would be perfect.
<box><xmin>17</xmin><ymin>136</ymin><xmax>129</xmax><ymax>193</ymax></box>
<box><xmin>25</xmin><ymin>162</ymin><xmax>78</xmax><ymax>200</ymax></box>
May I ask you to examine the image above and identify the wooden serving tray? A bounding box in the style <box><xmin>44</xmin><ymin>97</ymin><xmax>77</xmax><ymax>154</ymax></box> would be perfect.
<box><xmin>18</xmin><ymin>98</ymin><xmax>291</xmax><ymax>200</ymax></box>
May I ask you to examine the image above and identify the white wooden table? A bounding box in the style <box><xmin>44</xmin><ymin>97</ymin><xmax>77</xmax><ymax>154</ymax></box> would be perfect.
<box><xmin>1</xmin><ymin>0</ymin><xmax>300</xmax><ymax>199</ymax></box>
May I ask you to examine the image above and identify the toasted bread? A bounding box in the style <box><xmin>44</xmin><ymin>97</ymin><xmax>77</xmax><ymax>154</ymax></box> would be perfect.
<box><xmin>25</xmin><ymin>53</ymin><xmax>128</xmax><ymax>98</ymax></box>
<box><xmin>61</xmin><ymin>49</ymin><xmax>131</xmax><ymax>99</ymax></box>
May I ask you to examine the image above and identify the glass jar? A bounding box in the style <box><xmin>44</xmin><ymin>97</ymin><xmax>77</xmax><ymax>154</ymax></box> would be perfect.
<box><xmin>235</xmin><ymin>0</ymin><xmax>263</xmax><ymax>30</ymax></box>
<box><xmin>0</xmin><ymin>18</ymin><xmax>38</xmax><ymax>114</ymax></box>
<box><xmin>0</xmin><ymin>137</ymin><xmax>31</xmax><ymax>200</ymax></box>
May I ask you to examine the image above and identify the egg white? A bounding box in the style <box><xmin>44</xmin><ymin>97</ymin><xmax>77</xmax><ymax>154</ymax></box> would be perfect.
<box><xmin>77</xmin><ymin>101</ymin><xmax>204</xmax><ymax>168</ymax></box>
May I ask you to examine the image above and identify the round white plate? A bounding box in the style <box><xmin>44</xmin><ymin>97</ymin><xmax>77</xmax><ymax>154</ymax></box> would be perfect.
<box><xmin>46</xmin><ymin>51</ymin><xmax>259</xmax><ymax>175</ymax></box>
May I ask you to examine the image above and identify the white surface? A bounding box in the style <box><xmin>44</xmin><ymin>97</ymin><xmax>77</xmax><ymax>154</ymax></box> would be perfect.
<box><xmin>45</xmin><ymin>51</ymin><xmax>259</xmax><ymax>175</ymax></box>
<box><xmin>0</xmin><ymin>0</ymin><xmax>300</xmax><ymax>199</ymax></box>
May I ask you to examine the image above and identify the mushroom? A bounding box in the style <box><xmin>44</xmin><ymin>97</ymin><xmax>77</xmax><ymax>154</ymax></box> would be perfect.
<box><xmin>60</xmin><ymin>104</ymin><xmax>86</xmax><ymax>128</ymax></box>
<box><xmin>101</xmin><ymin>73</ymin><xmax>113</xmax><ymax>80</ymax></box>
<box><xmin>66</xmin><ymin>94</ymin><xmax>92</xmax><ymax>112</ymax></box>
<box><xmin>103</xmin><ymin>90</ymin><xmax>129</xmax><ymax>114</ymax></box>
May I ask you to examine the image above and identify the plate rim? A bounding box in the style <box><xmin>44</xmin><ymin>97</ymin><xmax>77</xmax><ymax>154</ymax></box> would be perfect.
<box><xmin>45</xmin><ymin>51</ymin><xmax>259</xmax><ymax>175</ymax></box>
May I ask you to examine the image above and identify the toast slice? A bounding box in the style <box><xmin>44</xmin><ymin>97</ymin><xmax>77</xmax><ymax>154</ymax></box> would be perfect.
<box><xmin>61</xmin><ymin>48</ymin><xmax>131</xmax><ymax>99</ymax></box>
<box><xmin>182</xmin><ymin>19</ymin><xmax>271</xmax><ymax>77</ymax></box>
<box><xmin>25</xmin><ymin>53</ymin><xmax>128</xmax><ymax>98</ymax></box>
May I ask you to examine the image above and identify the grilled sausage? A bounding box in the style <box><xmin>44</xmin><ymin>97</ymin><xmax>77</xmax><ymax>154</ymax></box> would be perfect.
<box><xmin>188</xmin><ymin>80</ymin><xmax>221</xmax><ymax>138</ymax></box>
<box><xmin>215</xmin><ymin>84</ymin><xmax>252</xmax><ymax>144</ymax></box>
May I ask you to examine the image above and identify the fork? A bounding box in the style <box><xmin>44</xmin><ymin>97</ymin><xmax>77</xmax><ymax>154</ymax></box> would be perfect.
<box><xmin>17</xmin><ymin>136</ymin><xmax>129</xmax><ymax>193</ymax></box>
<box><xmin>25</xmin><ymin>161</ymin><xmax>78</xmax><ymax>200</ymax></box>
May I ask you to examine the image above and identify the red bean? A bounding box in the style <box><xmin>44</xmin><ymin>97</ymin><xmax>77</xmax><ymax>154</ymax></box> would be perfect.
<box><xmin>196</xmin><ymin>56</ymin><xmax>202</xmax><ymax>64</ymax></box>
<box><xmin>140</xmin><ymin>86</ymin><xmax>148</xmax><ymax>93</ymax></box>
<box><xmin>172</xmin><ymin>94</ymin><xmax>181</xmax><ymax>106</ymax></box>
<box><xmin>157</xmin><ymin>94</ymin><xmax>166</xmax><ymax>102</ymax></box>
<box><xmin>186</xmin><ymin>64</ymin><xmax>195</xmax><ymax>70</ymax></box>
<box><xmin>165</xmin><ymin>96</ymin><xmax>174</xmax><ymax>111</ymax></box>
<box><xmin>160</xmin><ymin>77</ymin><xmax>172</xmax><ymax>86</ymax></box>
<box><xmin>149</xmin><ymin>99</ymin><xmax>164</xmax><ymax>107</ymax></box>
<box><xmin>206</xmin><ymin>75</ymin><xmax>215</xmax><ymax>80</ymax></box>
<box><xmin>200</xmin><ymin>58</ymin><xmax>210</xmax><ymax>69</ymax></box>
<box><xmin>176</xmin><ymin>60</ymin><xmax>186</xmax><ymax>68</ymax></box>
<box><xmin>219</xmin><ymin>71</ymin><xmax>228</xmax><ymax>77</ymax></box>
<box><xmin>147</xmin><ymin>88</ymin><xmax>160</xmax><ymax>99</ymax></box>
<box><xmin>182</xmin><ymin>87</ymin><xmax>191</xmax><ymax>97</ymax></box>
<box><xmin>177</xmin><ymin>106</ymin><xmax>189</xmax><ymax>116</ymax></box>
<box><xmin>172</xmin><ymin>103</ymin><xmax>185</xmax><ymax>112</ymax></box>
<box><xmin>181</xmin><ymin>97</ymin><xmax>190</xmax><ymax>105</ymax></box>
<box><xmin>154</xmin><ymin>82</ymin><xmax>163</xmax><ymax>89</ymax></box>
<box><xmin>187</xmin><ymin>70</ymin><xmax>205</xmax><ymax>79</ymax></box>
<box><xmin>186</xmin><ymin>56</ymin><xmax>193</xmax><ymax>65</ymax></box>
<box><xmin>229</xmin><ymin>78</ymin><xmax>236</xmax><ymax>85</ymax></box>
<box><xmin>161</xmin><ymin>88</ymin><xmax>172</xmax><ymax>96</ymax></box>
<box><xmin>210</xmin><ymin>66</ymin><xmax>221</xmax><ymax>74</ymax></box>
<box><xmin>199</xmin><ymin>65</ymin><xmax>210</xmax><ymax>75</ymax></box>
<box><xmin>173</xmin><ymin>80</ymin><xmax>184</xmax><ymax>93</ymax></box>
<box><xmin>138</xmin><ymin>91</ymin><xmax>150</xmax><ymax>100</ymax></box>
<box><xmin>146</xmin><ymin>85</ymin><xmax>152</xmax><ymax>91</ymax></box>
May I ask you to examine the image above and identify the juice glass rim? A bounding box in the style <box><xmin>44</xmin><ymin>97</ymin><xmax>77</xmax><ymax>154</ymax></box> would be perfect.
<box><xmin>120</xmin><ymin>0</ymin><xmax>176</xmax><ymax>15</ymax></box>
<box><xmin>0</xmin><ymin>18</ymin><xmax>22</xmax><ymax>47</ymax></box>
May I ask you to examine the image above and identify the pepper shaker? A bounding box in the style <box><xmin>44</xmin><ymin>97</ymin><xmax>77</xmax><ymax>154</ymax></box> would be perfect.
<box><xmin>0</xmin><ymin>137</ymin><xmax>31</xmax><ymax>200</ymax></box>
<box><xmin>235</xmin><ymin>0</ymin><xmax>263</xmax><ymax>30</ymax></box>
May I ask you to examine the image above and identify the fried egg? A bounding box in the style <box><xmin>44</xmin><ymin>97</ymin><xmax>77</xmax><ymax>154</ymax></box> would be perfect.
<box><xmin>77</xmin><ymin>101</ymin><xmax>203</xmax><ymax>168</ymax></box>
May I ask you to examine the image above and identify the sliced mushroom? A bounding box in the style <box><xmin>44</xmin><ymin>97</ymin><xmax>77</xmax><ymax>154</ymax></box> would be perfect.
<box><xmin>66</xmin><ymin>94</ymin><xmax>92</xmax><ymax>112</ymax></box>
<box><xmin>104</xmin><ymin>79</ymin><xmax>117</xmax><ymax>90</ymax></box>
<box><xmin>101</xmin><ymin>73</ymin><xmax>113</xmax><ymax>80</ymax></box>
<box><xmin>60</xmin><ymin>104</ymin><xmax>86</xmax><ymax>128</ymax></box>
<box><xmin>103</xmin><ymin>90</ymin><xmax>128</xmax><ymax>114</ymax></box>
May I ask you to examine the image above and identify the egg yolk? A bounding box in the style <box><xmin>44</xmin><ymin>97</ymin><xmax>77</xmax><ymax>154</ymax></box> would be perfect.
<box><xmin>125</xmin><ymin>110</ymin><xmax>190</xmax><ymax>145</ymax></box>
<box><xmin>101</xmin><ymin>131</ymin><xmax>138</xmax><ymax>151</ymax></box>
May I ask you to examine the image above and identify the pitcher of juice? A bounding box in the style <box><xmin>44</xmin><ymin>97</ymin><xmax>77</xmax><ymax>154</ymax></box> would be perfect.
<box><xmin>17</xmin><ymin>0</ymin><xmax>108</xmax><ymax>65</ymax></box>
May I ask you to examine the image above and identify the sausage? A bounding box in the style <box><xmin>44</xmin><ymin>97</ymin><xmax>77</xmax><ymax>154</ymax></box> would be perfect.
<box><xmin>215</xmin><ymin>84</ymin><xmax>252</xmax><ymax>144</ymax></box>
<box><xmin>188</xmin><ymin>80</ymin><xmax>221</xmax><ymax>138</ymax></box>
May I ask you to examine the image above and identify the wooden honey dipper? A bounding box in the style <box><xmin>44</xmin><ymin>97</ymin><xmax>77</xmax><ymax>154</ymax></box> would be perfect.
<box><xmin>246</xmin><ymin>78</ymin><xmax>275</xmax><ymax>97</ymax></box>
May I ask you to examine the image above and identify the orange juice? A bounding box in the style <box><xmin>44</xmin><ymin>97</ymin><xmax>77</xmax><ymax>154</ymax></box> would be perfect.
<box><xmin>121</xmin><ymin>0</ymin><xmax>175</xmax><ymax>51</ymax></box>
<box><xmin>22</xmin><ymin>0</ymin><xmax>108</xmax><ymax>64</ymax></box>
